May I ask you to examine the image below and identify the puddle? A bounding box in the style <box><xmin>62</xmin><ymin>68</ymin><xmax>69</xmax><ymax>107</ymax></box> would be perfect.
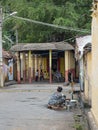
<box><xmin>16</xmin><ymin>97</ymin><xmax>39</xmax><ymax>102</ymax></box>
<box><xmin>27</xmin><ymin>97</ymin><xmax>37</xmax><ymax>100</ymax></box>
<box><xmin>30</xmin><ymin>103</ymin><xmax>36</xmax><ymax>105</ymax></box>
<box><xmin>20</xmin><ymin>100</ymin><xmax>29</xmax><ymax>102</ymax></box>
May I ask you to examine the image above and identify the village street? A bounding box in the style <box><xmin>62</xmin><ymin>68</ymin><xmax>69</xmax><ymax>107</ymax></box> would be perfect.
<box><xmin>0</xmin><ymin>83</ymin><xmax>79</xmax><ymax>130</ymax></box>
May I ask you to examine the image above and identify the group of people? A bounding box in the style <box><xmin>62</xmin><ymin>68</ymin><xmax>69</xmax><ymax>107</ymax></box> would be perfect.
<box><xmin>35</xmin><ymin>69</ymin><xmax>44</xmax><ymax>81</ymax></box>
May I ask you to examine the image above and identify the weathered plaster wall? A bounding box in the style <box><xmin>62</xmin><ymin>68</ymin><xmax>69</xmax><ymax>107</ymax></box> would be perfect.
<box><xmin>84</xmin><ymin>52</ymin><xmax>92</xmax><ymax>105</ymax></box>
<box><xmin>91</xmin><ymin>2</ymin><xmax>98</xmax><ymax>125</ymax></box>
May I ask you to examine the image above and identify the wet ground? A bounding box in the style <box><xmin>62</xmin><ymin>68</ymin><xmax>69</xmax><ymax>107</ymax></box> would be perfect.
<box><xmin>0</xmin><ymin>84</ymin><xmax>77</xmax><ymax>130</ymax></box>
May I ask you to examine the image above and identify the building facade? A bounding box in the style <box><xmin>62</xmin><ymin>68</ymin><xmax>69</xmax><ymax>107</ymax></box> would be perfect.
<box><xmin>11</xmin><ymin>41</ymin><xmax>76</xmax><ymax>84</ymax></box>
<box><xmin>91</xmin><ymin>0</ymin><xmax>98</xmax><ymax>127</ymax></box>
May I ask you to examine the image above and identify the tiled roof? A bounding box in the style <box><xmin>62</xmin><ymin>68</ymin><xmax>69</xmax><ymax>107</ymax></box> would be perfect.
<box><xmin>2</xmin><ymin>49</ymin><xmax>16</xmax><ymax>59</ymax></box>
<box><xmin>10</xmin><ymin>41</ymin><xmax>74</xmax><ymax>52</ymax></box>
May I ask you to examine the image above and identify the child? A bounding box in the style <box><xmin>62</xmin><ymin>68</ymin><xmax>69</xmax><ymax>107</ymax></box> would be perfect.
<box><xmin>35</xmin><ymin>69</ymin><xmax>39</xmax><ymax>81</ymax></box>
<box><xmin>40</xmin><ymin>69</ymin><xmax>44</xmax><ymax>81</ymax></box>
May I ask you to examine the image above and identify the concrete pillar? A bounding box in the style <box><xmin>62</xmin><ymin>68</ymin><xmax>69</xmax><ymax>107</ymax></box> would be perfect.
<box><xmin>20</xmin><ymin>53</ymin><xmax>23</xmax><ymax>81</ymax></box>
<box><xmin>64</xmin><ymin>51</ymin><xmax>69</xmax><ymax>82</ymax></box>
<box><xmin>0</xmin><ymin>8</ymin><xmax>3</xmax><ymax>87</ymax></box>
<box><xmin>31</xmin><ymin>54</ymin><xmax>33</xmax><ymax>80</ymax></box>
<box><xmin>28</xmin><ymin>51</ymin><xmax>32</xmax><ymax>83</ymax></box>
<box><xmin>35</xmin><ymin>55</ymin><xmax>37</xmax><ymax>74</ymax></box>
<box><xmin>32</xmin><ymin>55</ymin><xmax>35</xmax><ymax>80</ymax></box>
<box><xmin>23</xmin><ymin>52</ymin><xmax>26</xmax><ymax>83</ymax></box>
<box><xmin>16</xmin><ymin>52</ymin><xmax>21</xmax><ymax>83</ymax></box>
<box><xmin>49</xmin><ymin>50</ymin><xmax>52</xmax><ymax>83</ymax></box>
<box><xmin>38</xmin><ymin>55</ymin><xmax>41</xmax><ymax>78</ymax></box>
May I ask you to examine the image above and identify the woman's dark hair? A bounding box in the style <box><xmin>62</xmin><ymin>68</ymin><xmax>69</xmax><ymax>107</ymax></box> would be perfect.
<box><xmin>57</xmin><ymin>86</ymin><xmax>63</xmax><ymax>92</ymax></box>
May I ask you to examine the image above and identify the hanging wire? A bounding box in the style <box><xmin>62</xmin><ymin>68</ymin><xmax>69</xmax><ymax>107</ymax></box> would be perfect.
<box><xmin>12</xmin><ymin>15</ymin><xmax>91</xmax><ymax>34</ymax></box>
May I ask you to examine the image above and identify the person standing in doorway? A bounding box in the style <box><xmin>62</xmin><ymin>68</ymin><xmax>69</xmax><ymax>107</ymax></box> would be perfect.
<box><xmin>68</xmin><ymin>71</ymin><xmax>73</xmax><ymax>83</ymax></box>
<box><xmin>35</xmin><ymin>69</ymin><xmax>39</xmax><ymax>81</ymax></box>
<box><xmin>68</xmin><ymin>71</ymin><xmax>74</xmax><ymax>98</ymax></box>
<box><xmin>40</xmin><ymin>69</ymin><xmax>44</xmax><ymax>81</ymax></box>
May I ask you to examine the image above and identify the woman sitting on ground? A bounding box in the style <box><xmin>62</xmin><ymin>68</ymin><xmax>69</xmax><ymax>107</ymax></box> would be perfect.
<box><xmin>48</xmin><ymin>86</ymin><xmax>66</xmax><ymax>108</ymax></box>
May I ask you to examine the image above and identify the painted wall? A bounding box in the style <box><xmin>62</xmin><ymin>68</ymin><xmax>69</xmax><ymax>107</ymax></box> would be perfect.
<box><xmin>8</xmin><ymin>59</ymin><xmax>13</xmax><ymax>81</ymax></box>
<box><xmin>64</xmin><ymin>51</ymin><xmax>75</xmax><ymax>81</ymax></box>
<box><xmin>75</xmin><ymin>61</ymin><xmax>79</xmax><ymax>78</ymax></box>
<box><xmin>84</xmin><ymin>52</ymin><xmax>92</xmax><ymax>105</ymax></box>
<box><xmin>3</xmin><ymin>59</ymin><xmax>8</xmax><ymax>82</ymax></box>
<box><xmin>3</xmin><ymin>58</ymin><xmax>16</xmax><ymax>82</ymax></box>
<box><xmin>41</xmin><ymin>57</ymin><xmax>49</xmax><ymax>79</ymax></box>
<box><xmin>20</xmin><ymin>51</ymin><xmax>75</xmax><ymax>82</ymax></box>
<box><xmin>91</xmin><ymin>2</ymin><xmax>98</xmax><ymax>125</ymax></box>
<box><xmin>69</xmin><ymin>51</ymin><xmax>75</xmax><ymax>69</ymax></box>
<box><xmin>33</xmin><ymin>56</ymin><xmax>49</xmax><ymax>79</ymax></box>
<box><xmin>69</xmin><ymin>51</ymin><xmax>75</xmax><ymax>78</ymax></box>
<box><xmin>60</xmin><ymin>57</ymin><xmax>65</xmax><ymax>76</ymax></box>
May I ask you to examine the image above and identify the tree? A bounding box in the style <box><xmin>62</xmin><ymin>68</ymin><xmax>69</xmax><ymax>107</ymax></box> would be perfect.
<box><xmin>1</xmin><ymin>0</ymin><xmax>92</xmax><ymax>50</ymax></box>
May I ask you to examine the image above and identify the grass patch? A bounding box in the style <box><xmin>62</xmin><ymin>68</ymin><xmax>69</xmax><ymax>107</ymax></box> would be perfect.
<box><xmin>74</xmin><ymin>123</ymin><xmax>83</xmax><ymax>130</ymax></box>
<box><xmin>84</xmin><ymin>102</ymin><xmax>91</xmax><ymax>108</ymax></box>
<box><xmin>74</xmin><ymin>115</ymin><xmax>83</xmax><ymax>130</ymax></box>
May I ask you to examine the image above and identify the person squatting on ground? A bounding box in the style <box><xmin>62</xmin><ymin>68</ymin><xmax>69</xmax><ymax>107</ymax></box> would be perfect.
<box><xmin>48</xmin><ymin>86</ymin><xmax>66</xmax><ymax>109</ymax></box>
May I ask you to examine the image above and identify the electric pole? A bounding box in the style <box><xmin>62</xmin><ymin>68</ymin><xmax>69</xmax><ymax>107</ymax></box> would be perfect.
<box><xmin>0</xmin><ymin>7</ymin><xmax>4</xmax><ymax>87</ymax></box>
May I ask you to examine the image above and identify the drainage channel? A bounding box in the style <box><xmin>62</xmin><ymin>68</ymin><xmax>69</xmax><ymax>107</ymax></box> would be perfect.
<box><xmin>73</xmin><ymin>101</ymin><xmax>91</xmax><ymax>130</ymax></box>
<box><xmin>74</xmin><ymin>111</ymin><xmax>90</xmax><ymax>130</ymax></box>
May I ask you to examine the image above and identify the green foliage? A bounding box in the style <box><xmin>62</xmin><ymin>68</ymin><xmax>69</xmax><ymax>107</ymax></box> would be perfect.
<box><xmin>1</xmin><ymin>0</ymin><xmax>92</xmax><ymax>50</ymax></box>
<box><xmin>74</xmin><ymin>123</ymin><xmax>83</xmax><ymax>130</ymax></box>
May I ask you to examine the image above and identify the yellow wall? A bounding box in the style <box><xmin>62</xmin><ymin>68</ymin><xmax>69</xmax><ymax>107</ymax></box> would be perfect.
<box><xmin>60</xmin><ymin>57</ymin><xmax>64</xmax><ymax>76</ymax></box>
<box><xmin>91</xmin><ymin>2</ymin><xmax>98</xmax><ymax>125</ymax></box>
<box><xmin>65</xmin><ymin>51</ymin><xmax>75</xmax><ymax>71</ymax></box>
<box><xmin>69</xmin><ymin>51</ymin><xmax>75</xmax><ymax>69</ymax></box>
<box><xmin>24</xmin><ymin>51</ymin><xmax>75</xmax><ymax>80</ymax></box>
<box><xmin>84</xmin><ymin>52</ymin><xmax>92</xmax><ymax>105</ymax></box>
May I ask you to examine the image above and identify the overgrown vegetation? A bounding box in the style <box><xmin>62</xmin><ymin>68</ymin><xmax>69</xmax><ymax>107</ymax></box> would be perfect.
<box><xmin>0</xmin><ymin>0</ymin><xmax>92</xmax><ymax>50</ymax></box>
<box><xmin>74</xmin><ymin>115</ymin><xmax>83</xmax><ymax>130</ymax></box>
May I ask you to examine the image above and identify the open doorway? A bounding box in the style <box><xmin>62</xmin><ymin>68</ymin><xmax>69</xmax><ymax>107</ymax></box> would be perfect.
<box><xmin>52</xmin><ymin>59</ymin><xmax>57</xmax><ymax>72</ymax></box>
